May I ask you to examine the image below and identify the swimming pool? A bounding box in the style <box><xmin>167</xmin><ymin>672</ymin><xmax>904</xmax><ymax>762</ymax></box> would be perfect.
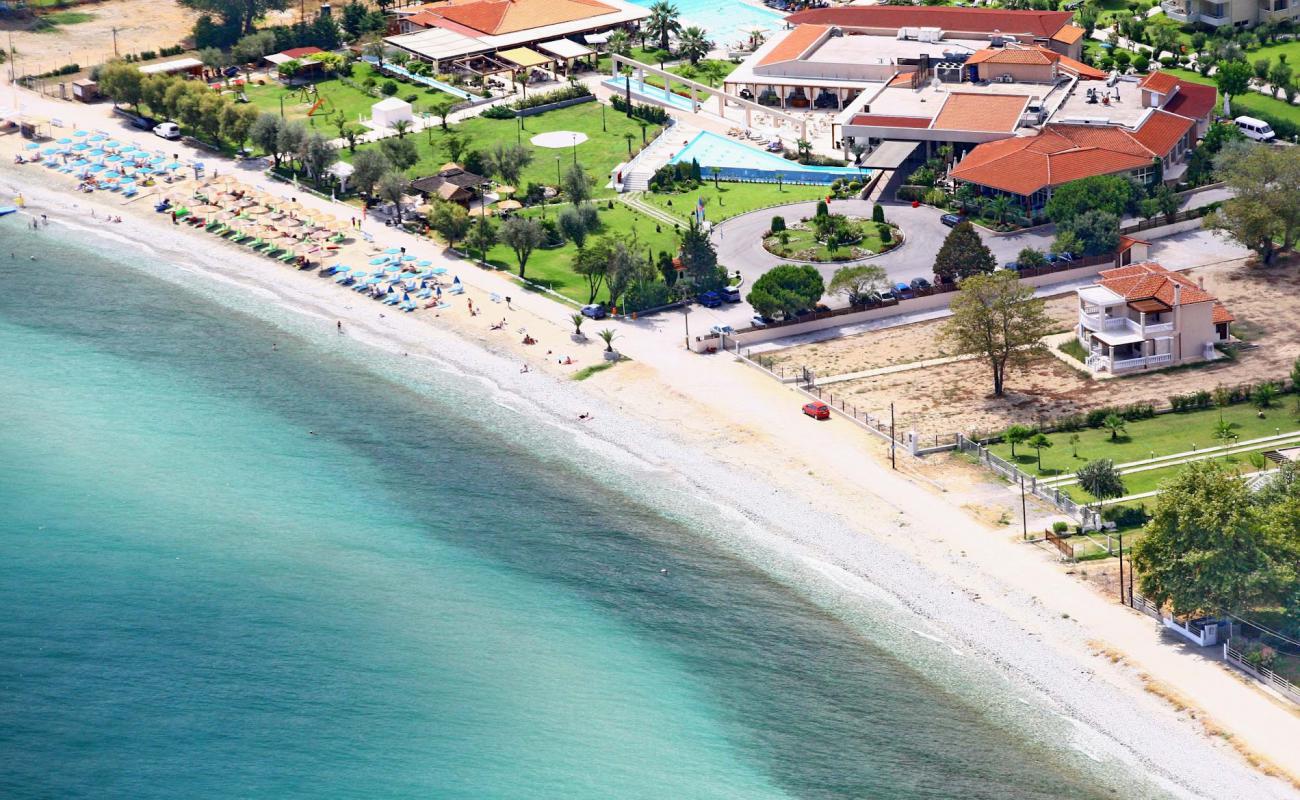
<box><xmin>603</xmin><ymin>76</ymin><xmax>698</xmax><ymax>112</ymax></box>
<box><xmin>669</xmin><ymin>131</ymin><xmax>870</xmax><ymax>186</ymax></box>
<box><xmin>624</xmin><ymin>0</ymin><xmax>785</xmax><ymax>49</ymax></box>
<box><xmin>361</xmin><ymin>56</ymin><xmax>478</xmax><ymax>101</ymax></box>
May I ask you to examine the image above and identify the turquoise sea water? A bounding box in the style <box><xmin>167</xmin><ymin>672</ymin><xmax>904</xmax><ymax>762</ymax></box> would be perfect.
<box><xmin>0</xmin><ymin>217</ymin><xmax>1139</xmax><ymax>799</ymax></box>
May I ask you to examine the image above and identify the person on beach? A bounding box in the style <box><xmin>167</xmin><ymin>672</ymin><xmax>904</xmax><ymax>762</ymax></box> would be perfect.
<box><xmin>520</xmin><ymin>364</ymin><xmax>529</xmax><ymax>373</ymax></box>
<box><xmin>337</xmin><ymin>321</ymin><xmax>343</xmax><ymax>333</ymax></box>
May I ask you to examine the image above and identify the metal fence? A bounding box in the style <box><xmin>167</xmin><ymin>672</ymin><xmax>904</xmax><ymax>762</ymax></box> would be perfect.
<box><xmin>1224</xmin><ymin>643</ymin><xmax>1300</xmax><ymax>705</ymax></box>
<box><xmin>956</xmin><ymin>433</ymin><xmax>1101</xmax><ymax>528</ymax></box>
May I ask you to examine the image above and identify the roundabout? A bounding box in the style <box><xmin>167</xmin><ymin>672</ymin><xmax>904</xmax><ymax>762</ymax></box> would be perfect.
<box><xmin>762</xmin><ymin>215</ymin><xmax>902</xmax><ymax>263</ymax></box>
<box><xmin>529</xmin><ymin>131</ymin><xmax>589</xmax><ymax>148</ymax></box>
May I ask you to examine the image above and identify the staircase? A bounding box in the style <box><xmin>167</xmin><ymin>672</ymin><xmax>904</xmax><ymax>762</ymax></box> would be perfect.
<box><xmin>619</xmin><ymin>121</ymin><xmax>699</xmax><ymax>193</ymax></box>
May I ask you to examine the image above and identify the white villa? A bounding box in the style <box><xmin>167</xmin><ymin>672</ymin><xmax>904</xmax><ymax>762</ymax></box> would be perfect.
<box><xmin>1076</xmin><ymin>263</ymin><xmax>1234</xmax><ymax>374</ymax></box>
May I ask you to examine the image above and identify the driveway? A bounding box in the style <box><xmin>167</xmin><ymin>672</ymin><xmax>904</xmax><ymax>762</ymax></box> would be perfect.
<box><xmin>711</xmin><ymin>197</ymin><xmax>1053</xmax><ymax>296</ymax></box>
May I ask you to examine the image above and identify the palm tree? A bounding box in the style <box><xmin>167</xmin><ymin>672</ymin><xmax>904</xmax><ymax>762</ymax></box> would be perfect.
<box><xmin>678</xmin><ymin>26</ymin><xmax>711</xmax><ymax>65</ymax></box>
<box><xmin>363</xmin><ymin>39</ymin><xmax>387</xmax><ymax>70</ymax></box>
<box><xmin>599</xmin><ymin>328</ymin><xmax>619</xmax><ymax>353</ymax></box>
<box><xmin>709</xmin><ymin>166</ymin><xmax>721</xmax><ymax>189</ymax></box>
<box><xmin>698</xmin><ymin>59</ymin><xmax>727</xmax><ymax>88</ymax></box>
<box><xmin>988</xmin><ymin>195</ymin><xmax>1013</xmax><ymax>225</ymax></box>
<box><xmin>607</xmin><ymin>29</ymin><xmax>632</xmax><ymax>58</ymax></box>
<box><xmin>571</xmin><ymin>313</ymin><xmax>586</xmax><ymax>336</ymax></box>
<box><xmin>1102</xmin><ymin>413</ymin><xmax>1127</xmax><ymax>442</ymax></box>
<box><xmin>392</xmin><ymin>119</ymin><xmax>411</xmax><ymax>139</ymax></box>
<box><xmin>645</xmin><ymin>0</ymin><xmax>681</xmax><ymax>54</ymax></box>
<box><xmin>623</xmin><ymin>132</ymin><xmax>636</xmax><ymax>156</ymax></box>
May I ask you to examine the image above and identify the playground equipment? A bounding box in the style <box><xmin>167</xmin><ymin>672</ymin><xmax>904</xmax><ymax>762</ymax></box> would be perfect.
<box><xmin>296</xmin><ymin>84</ymin><xmax>334</xmax><ymax>117</ymax></box>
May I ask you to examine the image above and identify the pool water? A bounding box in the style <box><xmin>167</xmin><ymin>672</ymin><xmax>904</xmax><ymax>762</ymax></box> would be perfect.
<box><xmin>604</xmin><ymin>76</ymin><xmax>698</xmax><ymax>111</ymax></box>
<box><xmin>625</xmin><ymin>0</ymin><xmax>786</xmax><ymax>48</ymax></box>
<box><xmin>669</xmin><ymin>131</ymin><xmax>870</xmax><ymax>185</ymax></box>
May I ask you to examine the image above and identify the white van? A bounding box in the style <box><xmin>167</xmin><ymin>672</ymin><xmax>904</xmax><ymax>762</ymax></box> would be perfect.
<box><xmin>153</xmin><ymin>121</ymin><xmax>181</xmax><ymax>140</ymax></box>
<box><xmin>1234</xmin><ymin>116</ymin><xmax>1276</xmax><ymax>142</ymax></box>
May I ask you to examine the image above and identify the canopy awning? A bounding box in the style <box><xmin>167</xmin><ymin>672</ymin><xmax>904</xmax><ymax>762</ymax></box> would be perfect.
<box><xmin>858</xmin><ymin>140</ymin><xmax>920</xmax><ymax>170</ymax></box>
<box><xmin>538</xmin><ymin>39</ymin><xmax>593</xmax><ymax>60</ymax></box>
<box><xmin>498</xmin><ymin>47</ymin><xmax>553</xmax><ymax>69</ymax></box>
<box><xmin>1092</xmin><ymin>329</ymin><xmax>1145</xmax><ymax>346</ymax></box>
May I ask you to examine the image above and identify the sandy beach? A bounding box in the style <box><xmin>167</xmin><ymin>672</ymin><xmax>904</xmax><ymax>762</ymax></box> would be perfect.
<box><xmin>4</xmin><ymin>110</ymin><xmax>1300</xmax><ymax>799</ymax></box>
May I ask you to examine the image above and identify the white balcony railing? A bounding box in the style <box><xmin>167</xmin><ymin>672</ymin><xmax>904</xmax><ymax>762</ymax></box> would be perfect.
<box><xmin>1081</xmin><ymin>314</ymin><xmax>1175</xmax><ymax>336</ymax></box>
<box><xmin>1145</xmin><ymin>321</ymin><xmax>1174</xmax><ymax>334</ymax></box>
<box><xmin>1110</xmin><ymin>353</ymin><xmax>1174</xmax><ymax>372</ymax></box>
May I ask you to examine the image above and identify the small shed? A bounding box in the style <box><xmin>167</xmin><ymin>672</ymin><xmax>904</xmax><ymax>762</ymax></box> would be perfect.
<box><xmin>139</xmin><ymin>57</ymin><xmax>205</xmax><ymax>78</ymax></box>
<box><xmin>371</xmin><ymin>97</ymin><xmax>413</xmax><ymax>128</ymax></box>
<box><xmin>71</xmin><ymin>79</ymin><xmax>99</xmax><ymax>102</ymax></box>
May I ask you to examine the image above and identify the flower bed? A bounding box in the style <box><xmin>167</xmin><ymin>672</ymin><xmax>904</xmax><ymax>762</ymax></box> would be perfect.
<box><xmin>762</xmin><ymin>218</ymin><xmax>901</xmax><ymax>263</ymax></box>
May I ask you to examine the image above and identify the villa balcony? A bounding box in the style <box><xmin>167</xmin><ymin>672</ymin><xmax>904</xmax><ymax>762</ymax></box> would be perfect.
<box><xmin>1087</xmin><ymin>352</ymin><xmax>1174</xmax><ymax>373</ymax></box>
<box><xmin>1080</xmin><ymin>313</ymin><xmax>1174</xmax><ymax>337</ymax></box>
<box><xmin>1161</xmin><ymin>1</ymin><xmax>1193</xmax><ymax>21</ymax></box>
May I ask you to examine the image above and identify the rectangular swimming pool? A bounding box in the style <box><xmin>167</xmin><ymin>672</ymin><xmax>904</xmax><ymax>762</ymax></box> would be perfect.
<box><xmin>669</xmin><ymin>131</ymin><xmax>870</xmax><ymax>186</ymax></box>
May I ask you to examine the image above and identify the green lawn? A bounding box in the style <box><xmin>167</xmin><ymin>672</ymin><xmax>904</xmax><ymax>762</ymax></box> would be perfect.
<box><xmin>1167</xmin><ymin>68</ymin><xmax>1300</xmax><ymax>127</ymax></box>
<box><xmin>640</xmin><ymin>180</ymin><xmax>829</xmax><ymax>224</ymax></box>
<box><xmin>35</xmin><ymin>10</ymin><xmax>94</xmax><ymax>28</ymax></box>
<box><xmin>990</xmin><ymin>401</ymin><xmax>1300</xmax><ymax>477</ymax></box>
<box><xmin>480</xmin><ymin>201</ymin><xmax>681</xmax><ymax>304</ymax></box>
<box><xmin>239</xmin><ymin>64</ymin><xmax>451</xmax><ymax>126</ymax></box>
<box><xmin>1061</xmin><ymin>451</ymin><xmax>1267</xmax><ymax>502</ymax></box>
<box><xmin>346</xmin><ymin>103</ymin><xmax>662</xmax><ymax>198</ymax></box>
<box><xmin>763</xmin><ymin>220</ymin><xmax>899</xmax><ymax>262</ymax></box>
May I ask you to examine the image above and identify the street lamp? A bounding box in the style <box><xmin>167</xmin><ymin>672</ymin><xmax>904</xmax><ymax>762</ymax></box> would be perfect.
<box><xmin>279</xmin><ymin>94</ymin><xmax>285</xmax><ymax>118</ymax></box>
<box><xmin>555</xmin><ymin>155</ymin><xmax>561</xmax><ymax>186</ymax></box>
<box><xmin>682</xmin><ymin>303</ymin><xmax>691</xmax><ymax>350</ymax></box>
<box><xmin>571</xmin><ymin>133</ymin><xmax>578</xmax><ymax>166</ymax></box>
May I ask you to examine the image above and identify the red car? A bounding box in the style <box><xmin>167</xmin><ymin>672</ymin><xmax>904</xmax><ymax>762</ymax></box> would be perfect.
<box><xmin>802</xmin><ymin>401</ymin><xmax>831</xmax><ymax>420</ymax></box>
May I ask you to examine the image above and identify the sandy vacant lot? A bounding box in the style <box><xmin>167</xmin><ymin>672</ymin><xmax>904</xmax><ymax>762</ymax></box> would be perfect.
<box><xmin>770</xmin><ymin>256</ymin><xmax>1300</xmax><ymax>438</ymax></box>
<box><xmin>4</xmin><ymin>0</ymin><xmax>198</xmax><ymax>77</ymax></box>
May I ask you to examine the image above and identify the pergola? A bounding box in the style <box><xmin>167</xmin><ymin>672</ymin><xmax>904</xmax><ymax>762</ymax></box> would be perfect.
<box><xmin>498</xmin><ymin>47</ymin><xmax>554</xmax><ymax>75</ymax></box>
<box><xmin>537</xmin><ymin>39</ymin><xmax>595</xmax><ymax>73</ymax></box>
<box><xmin>451</xmin><ymin>53</ymin><xmax>514</xmax><ymax>78</ymax></box>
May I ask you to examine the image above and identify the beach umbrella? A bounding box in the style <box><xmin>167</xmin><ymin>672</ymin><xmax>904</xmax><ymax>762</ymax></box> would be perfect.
<box><xmin>165</xmin><ymin>161</ymin><xmax>182</xmax><ymax>170</ymax></box>
<box><xmin>89</xmin><ymin>133</ymin><xmax>106</xmax><ymax>141</ymax></box>
<box><xmin>57</xmin><ymin>137</ymin><xmax>72</xmax><ymax>144</ymax></box>
<box><xmin>120</xmin><ymin>177</ymin><xmax>136</xmax><ymax>185</ymax></box>
<box><xmin>25</xmin><ymin>142</ymin><xmax>40</xmax><ymax>150</ymax></box>
<box><xmin>417</xmin><ymin>259</ymin><xmax>433</xmax><ymax>267</ymax></box>
<box><xmin>72</xmin><ymin>142</ymin><xmax>89</xmax><ymax>151</ymax></box>
<box><xmin>87</xmin><ymin>164</ymin><xmax>105</xmax><ymax>173</ymax></box>
<box><xmin>73</xmin><ymin>130</ymin><xmax>88</xmax><ymax>137</ymax></box>
<box><xmin>106</xmin><ymin>155</ymin><xmax>123</xmax><ymax>163</ymax></box>
<box><xmin>431</xmin><ymin>266</ymin><xmax>448</xmax><ymax>275</ymax></box>
<box><xmin>401</xmin><ymin>254</ymin><xmax>416</xmax><ymax>262</ymax></box>
<box><xmin>496</xmin><ymin>199</ymin><xmax>522</xmax><ymax>211</ymax></box>
<box><xmin>148</xmin><ymin>155</ymin><xmax>164</xmax><ymax>163</ymax></box>
<box><xmin>105</xmin><ymin>140</ymin><xmax>121</xmax><ymax>149</ymax></box>
<box><xmin>39</xmin><ymin>146</ymin><xmax>59</xmax><ymax>154</ymax></box>
<box><xmin>384</xmin><ymin>247</ymin><xmax>401</xmax><ymax>255</ymax></box>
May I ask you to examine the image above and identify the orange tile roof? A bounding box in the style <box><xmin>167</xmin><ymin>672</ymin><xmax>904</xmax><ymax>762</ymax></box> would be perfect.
<box><xmin>1052</xmin><ymin>24</ymin><xmax>1086</xmax><ymax>44</ymax></box>
<box><xmin>933</xmin><ymin>92</ymin><xmax>1027</xmax><ymax>132</ymax></box>
<box><xmin>758</xmin><ymin>25</ymin><xmax>828</xmax><ymax>67</ymax></box>
<box><xmin>1138</xmin><ymin>70</ymin><xmax>1180</xmax><ymax>95</ymax></box>
<box><xmin>949</xmin><ymin>112</ymin><xmax>1193</xmax><ymax>195</ymax></box>
<box><xmin>887</xmin><ymin>71</ymin><xmax>916</xmax><ymax>88</ymax></box>
<box><xmin>785</xmin><ymin>6</ymin><xmax>1074</xmax><ymax>38</ymax></box>
<box><xmin>1098</xmin><ymin>263</ymin><xmax>1218</xmax><ymax>307</ymax></box>
<box><xmin>422</xmin><ymin>0</ymin><xmax>617</xmax><ymax>36</ymax></box>
<box><xmin>966</xmin><ymin>45</ymin><xmax>1104</xmax><ymax>79</ymax></box>
<box><xmin>1213</xmin><ymin>303</ymin><xmax>1234</xmax><ymax>324</ymax></box>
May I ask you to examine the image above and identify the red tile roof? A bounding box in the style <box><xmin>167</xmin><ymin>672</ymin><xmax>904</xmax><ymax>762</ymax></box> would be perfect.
<box><xmin>949</xmin><ymin>111</ymin><xmax>1192</xmax><ymax>195</ymax></box>
<box><xmin>785</xmin><ymin>6</ymin><xmax>1075</xmax><ymax>38</ymax></box>
<box><xmin>848</xmin><ymin>114</ymin><xmax>933</xmax><ymax>129</ymax></box>
<box><xmin>279</xmin><ymin>47</ymin><xmax>324</xmax><ymax>58</ymax></box>
<box><xmin>1213</xmin><ymin>303</ymin><xmax>1235</xmax><ymax>324</ymax></box>
<box><xmin>758</xmin><ymin>25</ymin><xmax>828</xmax><ymax>67</ymax></box>
<box><xmin>418</xmin><ymin>0</ymin><xmax>617</xmax><ymax>36</ymax></box>
<box><xmin>966</xmin><ymin>44</ymin><xmax>1105</xmax><ymax>79</ymax></box>
<box><xmin>933</xmin><ymin>92</ymin><xmax>1027</xmax><ymax>132</ymax></box>
<box><xmin>1098</xmin><ymin>263</ymin><xmax>1218</xmax><ymax>307</ymax></box>
<box><xmin>1137</xmin><ymin>70</ymin><xmax>1180</xmax><ymax>95</ymax></box>
<box><xmin>1163</xmin><ymin>80</ymin><xmax>1217</xmax><ymax>122</ymax></box>
<box><xmin>887</xmin><ymin>71</ymin><xmax>916</xmax><ymax>88</ymax></box>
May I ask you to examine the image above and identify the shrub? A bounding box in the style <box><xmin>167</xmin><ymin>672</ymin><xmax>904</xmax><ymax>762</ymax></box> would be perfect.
<box><xmin>511</xmin><ymin>83</ymin><xmax>592</xmax><ymax>110</ymax></box>
<box><xmin>769</xmin><ymin>215</ymin><xmax>786</xmax><ymax>234</ymax></box>
<box><xmin>480</xmin><ymin>103</ymin><xmax>515</xmax><ymax>119</ymax></box>
<box><xmin>879</xmin><ymin>224</ymin><xmax>892</xmax><ymax>244</ymax></box>
<box><xmin>872</xmin><ymin>203</ymin><xmax>885</xmax><ymax>223</ymax></box>
<box><xmin>403</xmin><ymin>92</ymin><xmax>418</xmax><ymax>103</ymax></box>
<box><xmin>381</xmin><ymin>80</ymin><xmax>398</xmax><ymax>96</ymax></box>
<box><xmin>1052</xmin><ymin>521</ymin><xmax>1070</xmax><ymax>534</ymax></box>
<box><xmin>815</xmin><ymin>199</ymin><xmax>828</xmax><ymax>218</ymax></box>
<box><xmin>1100</xmin><ymin>503</ymin><xmax>1149</xmax><ymax>529</ymax></box>
<box><xmin>847</xmin><ymin>180</ymin><xmax>862</xmax><ymax>192</ymax></box>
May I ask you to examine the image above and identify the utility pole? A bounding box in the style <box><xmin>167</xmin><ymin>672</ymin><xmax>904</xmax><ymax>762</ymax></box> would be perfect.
<box><xmin>889</xmin><ymin>402</ymin><xmax>896</xmax><ymax>470</ymax></box>
<box><xmin>682</xmin><ymin>304</ymin><xmax>690</xmax><ymax>350</ymax></box>
<box><xmin>111</xmin><ymin>27</ymin><xmax>119</xmax><ymax>57</ymax></box>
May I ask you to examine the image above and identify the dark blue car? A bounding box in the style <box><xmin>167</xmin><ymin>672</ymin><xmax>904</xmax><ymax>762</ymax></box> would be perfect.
<box><xmin>698</xmin><ymin>291</ymin><xmax>723</xmax><ymax>308</ymax></box>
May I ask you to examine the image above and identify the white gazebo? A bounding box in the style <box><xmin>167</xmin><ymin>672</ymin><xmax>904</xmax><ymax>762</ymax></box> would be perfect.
<box><xmin>371</xmin><ymin>97</ymin><xmax>414</xmax><ymax>128</ymax></box>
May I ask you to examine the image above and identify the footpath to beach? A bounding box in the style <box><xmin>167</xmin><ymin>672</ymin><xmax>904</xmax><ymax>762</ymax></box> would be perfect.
<box><xmin>4</xmin><ymin>85</ymin><xmax>1300</xmax><ymax>799</ymax></box>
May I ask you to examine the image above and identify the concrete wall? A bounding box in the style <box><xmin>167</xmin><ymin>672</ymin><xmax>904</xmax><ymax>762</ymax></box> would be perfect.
<box><xmin>693</xmin><ymin>260</ymin><xmax>1115</xmax><ymax>352</ymax></box>
<box><xmin>975</xmin><ymin>62</ymin><xmax>1054</xmax><ymax>83</ymax></box>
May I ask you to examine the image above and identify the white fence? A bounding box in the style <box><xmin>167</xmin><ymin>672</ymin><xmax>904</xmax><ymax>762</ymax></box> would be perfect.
<box><xmin>1224</xmin><ymin>644</ymin><xmax>1300</xmax><ymax>705</ymax></box>
<box><xmin>956</xmin><ymin>434</ymin><xmax>1101</xmax><ymax>528</ymax></box>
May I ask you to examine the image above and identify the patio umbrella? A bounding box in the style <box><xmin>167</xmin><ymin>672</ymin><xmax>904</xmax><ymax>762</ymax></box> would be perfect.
<box><xmin>39</xmin><ymin>146</ymin><xmax>58</xmax><ymax>154</ymax></box>
<box><xmin>89</xmin><ymin>133</ymin><xmax>106</xmax><ymax>141</ymax></box>
<box><xmin>431</xmin><ymin>266</ymin><xmax>448</xmax><ymax>275</ymax></box>
<box><xmin>106</xmin><ymin>155</ymin><xmax>123</xmax><ymax>163</ymax></box>
<box><xmin>496</xmin><ymin>199</ymin><xmax>522</xmax><ymax>211</ymax></box>
<box><xmin>72</xmin><ymin>143</ymin><xmax>89</xmax><ymax>151</ymax></box>
<box><xmin>384</xmin><ymin>247</ymin><xmax>401</xmax><ymax>255</ymax></box>
<box><xmin>73</xmin><ymin>130</ymin><xmax>88</xmax><ymax>137</ymax></box>
<box><xmin>165</xmin><ymin>161</ymin><xmax>183</xmax><ymax>170</ymax></box>
<box><xmin>369</xmin><ymin>256</ymin><xmax>390</xmax><ymax>265</ymax></box>
<box><xmin>25</xmin><ymin>142</ymin><xmax>40</xmax><ymax>150</ymax></box>
<box><xmin>57</xmin><ymin>137</ymin><xmax>72</xmax><ymax>144</ymax></box>
<box><xmin>105</xmin><ymin>140</ymin><xmax>121</xmax><ymax>149</ymax></box>
<box><xmin>417</xmin><ymin>259</ymin><xmax>433</xmax><ymax>267</ymax></box>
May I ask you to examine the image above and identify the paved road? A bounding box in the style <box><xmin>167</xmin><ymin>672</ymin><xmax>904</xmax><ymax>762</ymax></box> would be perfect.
<box><xmin>710</xmin><ymin>197</ymin><xmax>1053</xmax><ymax>293</ymax></box>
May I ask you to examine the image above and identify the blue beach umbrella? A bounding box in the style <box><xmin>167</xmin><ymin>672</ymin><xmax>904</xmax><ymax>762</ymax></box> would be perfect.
<box><xmin>120</xmin><ymin>177</ymin><xmax>136</xmax><ymax>185</ymax></box>
<box><xmin>71</xmin><ymin>158</ymin><xmax>88</xmax><ymax>166</ymax></box>
<box><xmin>431</xmin><ymin>266</ymin><xmax>448</xmax><ymax>275</ymax></box>
<box><xmin>89</xmin><ymin>133</ymin><xmax>106</xmax><ymax>141</ymax></box>
<box><xmin>25</xmin><ymin>142</ymin><xmax>40</xmax><ymax>150</ymax></box>
<box><xmin>87</xmin><ymin>148</ymin><xmax>105</xmax><ymax>157</ymax></box>
<box><xmin>57</xmin><ymin>137</ymin><xmax>72</xmax><ymax>144</ymax></box>
<box><xmin>369</xmin><ymin>256</ymin><xmax>389</xmax><ymax>265</ymax></box>
<box><xmin>40</xmin><ymin>146</ymin><xmax>58</xmax><ymax>154</ymax></box>
<box><xmin>88</xmin><ymin>164</ymin><xmax>105</xmax><ymax>173</ymax></box>
<box><xmin>73</xmin><ymin>129</ymin><xmax>88</xmax><ymax>137</ymax></box>
<box><xmin>105</xmin><ymin>140</ymin><xmax>121</xmax><ymax>148</ymax></box>
<box><xmin>149</xmin><ymin>155</ymin><xmax>164</xmax><ymax>163</ymax></box>
<box><xmin>401</xmin><ymin>255</ymin><xmax>416</xmax><ymax>262</ymax></box>
<box><xmin>384</xmin><ymin>247</ymin><xmax>400</xmax><ymax>254</ymax></box>
<box><xmin>72</xmin><ymin>142</ymin><xmax>89</xmax><ymax>151</ymax></box>
<box><xmin>417</xmin><ymin>259</ymin><xmax>432</xmax><ymax>267</ymax></box>
<box><xmin>165</xmin><ymin>161</ymin><xmax>182</xmax><ymax>170</ymax></box>
<box><xmin>106</xmin><ymin>155</ymin><xmax>123</xmax><ymax>163</ymax></box>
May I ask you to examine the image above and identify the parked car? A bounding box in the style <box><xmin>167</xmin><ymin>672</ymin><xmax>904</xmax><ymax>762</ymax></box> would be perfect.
<box><xmin>894</xmin><ymin>281</ymin><xmax>914</xmax><ymax>300</ymax></box>
<box><xmin>1046</xmin><ymin>251</ymin><xmax>1074</xmax><ymax>264</ymax></box>
<box><xmin>802</xmin><ymin>401</ymin><xmax>831</xmax><ymax>420</ymax></box>
<box><xmin>1001</xmin><ymin>261</ymin><xmax>1019</xmax><ymax>271</ymax></box>
<box><xmin>153</xmin><ymin>121</ymin><xmax>181</xmax><ymax>140</ymax></box>
<box><xmin>698</xmin><ymin>291</ymin><xmax>722</xmax><ymax>308</ymax></box>
<box><xmin>910</xmin><ymin>277</ymin><xmax>931</xmax><ymax>292</ymax></box>
<box><xmin>750</xmin><ymin>314</ymin><xmax>770</xmax><ymax>328</ymax></box>
<box><xmin>710</xmin><ymin>324</ymin><xmax>735</xmax><ymax>336</ymax></box>
<box><xmin>862</xmin><ymin>291</ymin><xmax>884</xmax><ymax>306</ymax></box>
<box><xmin>581</xmin><ymin>303</ymin><xmax>607</xmax><ymax>319</ymax></box>
<box><xmin>940</xmin><ymin>213</ymin><xmax>965</xmax><ymax>228</ymax></box>
<box><xmin>877</xmin><ymin>288</ymin><xmax>896</xmax><ymax>303</ymax></box>
<box><xmin>1235</xmin><ymin>115</ymin><xmax>1276</xmax><ymax>142</ymax></box>
<box><xmin>720</xmin><ymin>285</ymin><xmax>742</xmax><ymax>303</ymax></box>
